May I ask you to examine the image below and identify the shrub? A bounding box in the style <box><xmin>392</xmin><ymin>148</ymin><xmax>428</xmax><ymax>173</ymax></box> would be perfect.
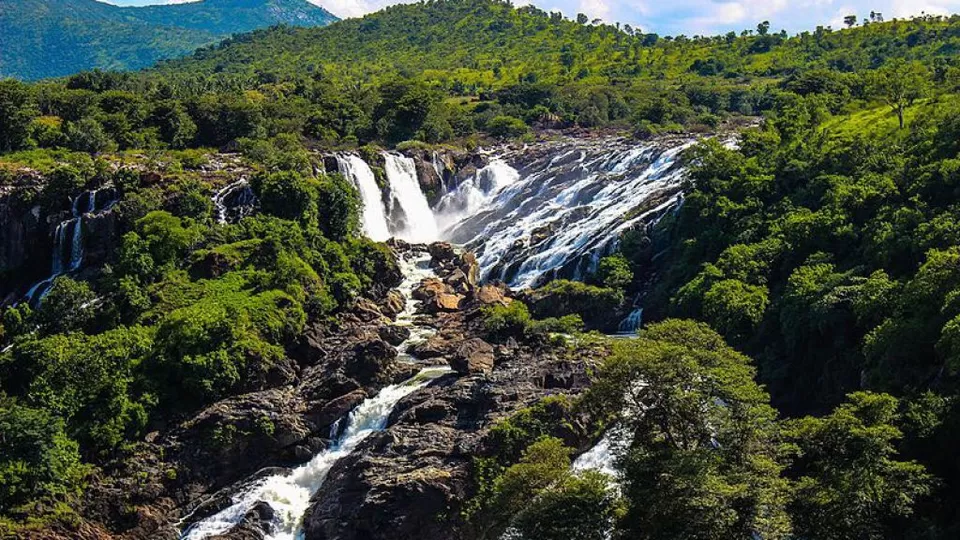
<box><xmin>0</xmin><ymin>401</ymin><xmax>86</xmax><ymax>511</ymax></box>
<box><xmin>487</xmin><ymin>115</ymin><xmax>529</xmax><ymax>138</ymax></box>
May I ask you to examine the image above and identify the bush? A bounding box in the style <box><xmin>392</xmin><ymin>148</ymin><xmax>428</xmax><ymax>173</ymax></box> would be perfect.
<box><xmin>0</xmin><ymin>401</ymin><xmax>86</xmax><ymax>511</ymax></box>
<box><xmin>525</xmin><ymin>280</ymin><xmax>624</xmax><ymax>329</ymax></box>
<box><xmin>487</xmin><ymin>115</ymin><xmax>529</xmax><ymax>138</ymax></box>
<box><xmin>597</xmin><ymin>254</ymin><xmax>633</xmax><ymax>290</ymax></box>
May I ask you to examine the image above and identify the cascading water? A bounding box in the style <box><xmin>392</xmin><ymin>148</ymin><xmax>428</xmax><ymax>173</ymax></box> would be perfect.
<box><xmin>617</xmin><ymin>308</ymin><xmax>644</xmax><ymax>335</ymax></box>
<box><xmin>180</xmin><ymin>366</ymin><xmax>450</xmax><ymax>540</ymax></box>
<box><xmin>394</xmin><ymin>251</ymin><xmax>439</xmax><ymax>353</ymax></box>
<box><xmin>24</xmin><ymin>188</ymin><xmax>117</xmax><ymax>304</ymax></box>
<box><xmin>213</xmin><ymin>179</ymin><xmax>258</xmax><ymax>225</ymax></box>
<box><xmin>434</xmin><ymin>158</ymin><xmax>520</xmax><ymax>233</ymax></box>
<box><xmin>573</xmin><ymin>431</ymin><xmax>623</xmax><ymax>479</ymax></box>
<box><xmin>443</xmin><ymin>140</ymin><xmax>693</xmax><ymax>289</ymax></box>
<box><xmin>383</xmin><ymin>152</ymin><xmax>438</xmax><ymax>243</ymax></box>
<box><xmin>335</xmin><ymin>155</ymin><xmax>392</xmax><ymax>241</ymax></box>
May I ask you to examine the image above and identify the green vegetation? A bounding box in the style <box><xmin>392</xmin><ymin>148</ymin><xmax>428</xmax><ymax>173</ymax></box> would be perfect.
<box><xmin>3</xmin><ymin>1</ymin><xmax>960</xmax><ymax>155</ymax></box>
<box><xmin>480</xmin><ymin>301</ymin><xmax>583</xmax><ymax>343</ymax></box>
<box><xmin>3</xmin><ymin>0</ymin><xmax>960</xmax><ymax>536</ymax></box>
<box><xmin>479</xmin><ymin>321</ymin><xmax>934</xmax><ymax>539</ymax></box>
<box><xmin>0</xmin><ymin>141</ymin><xmax>395</xmax><ymax>527</ymax></box>
<box><xmin>601</xmin><ymin>70</ymin><xmax>960</xmax><ymax>538</ymax></box>
<box><xmin>0</xmin><ymin>0</ymin><xmax>338</xmax><ymax>80</ymax></box>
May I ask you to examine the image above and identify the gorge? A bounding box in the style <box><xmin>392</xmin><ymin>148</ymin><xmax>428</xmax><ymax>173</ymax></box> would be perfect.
<box><xmin>167</xmin><ymin>134</ymin><xmax>688</xmax><ymax>539</ymax></box>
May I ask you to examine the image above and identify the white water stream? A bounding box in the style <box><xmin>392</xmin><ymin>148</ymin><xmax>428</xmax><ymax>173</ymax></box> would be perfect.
<box><xmin>24</xmin><ymin>188</ymin><xmax>118</xmax><ymax>304</ymax></box>
<box><xmin>178</xmin><ymin>136</ymin><xmax>695</xmax><ymax>538</ymax></box>
<box><xmin>335</xmin><ymin>155</ymin><xmax>392</xmax><ymax>241</ymax></box>
<box><xmin>383</xmin><ymin>152</ymin><xmax>439</xmax><ymax>243</ymax></box>
<box><xmin>180</xmin><ymin>367</ymin><xmax>450</xmax><ymax>540</ymax></box>
<box><xmin>444</xmin><ymin>141</ymin><xmax>692</xmax><ymax>289</ymax></box>
<box><xmin>213</xmin><ymin>179</ymin><xmax>257</xmax><ymax>225</ymax></box>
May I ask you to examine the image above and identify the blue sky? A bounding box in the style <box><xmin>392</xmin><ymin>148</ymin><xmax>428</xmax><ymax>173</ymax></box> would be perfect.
<box><xmin>106</xmin><ymin>0</ymin><xmax>960</xmax><ymax>36</ymax></box>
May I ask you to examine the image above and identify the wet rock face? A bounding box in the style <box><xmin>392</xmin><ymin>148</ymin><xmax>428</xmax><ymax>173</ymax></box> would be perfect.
<box><xmin>209</xmin><ymin>500</ymin><xmax>275</xmax><ymax>539</ymax></box>
<box><xmin>300</xmin><ymin>337</ymin><xmax>604</xmax><ymax>540</ymax></box>
<box><xmin>0</xmin><ymin>184</ymin><xmax>44</xmax><ymax>300</ymax></box>
<box><xmin>379</xmin><ymin>325</ymin><xmax>412</xmax><ymax>346</ymax></box>
<box><xmin>406</xmin><ymin>148</ymin><xmax>489</xmax><ymax>206</ymax></box>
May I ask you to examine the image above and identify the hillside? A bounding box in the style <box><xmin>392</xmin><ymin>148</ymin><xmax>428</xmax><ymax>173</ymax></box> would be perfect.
<box><xmin>0</xmin><ymin>0</ymin><xmax>338</xmax><ymax>80</ymax></box>
<box><xmin>3</xmin><ymin>1</ymin><xmax>960</xmax><ymax>538</ymax></box>
<box><xmin>157</xmin><ymin>0</ymin><xmax>960</xmax><ymax>90</ymax></box>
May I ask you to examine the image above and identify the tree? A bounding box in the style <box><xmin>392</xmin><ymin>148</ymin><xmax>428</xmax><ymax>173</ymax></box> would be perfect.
<box><xmin>869</xmin><ymin>60</ymin><xmax>931</xmax><ymax>129</ymax></box>
<box><xmin>487</xmin><ymin>115</ymin><xmax>529</xmax><ymax>139</ymax></box>
<box><xmin>316</xmin><ymin>173</ymin><xmax>360</xmax><ymax>241</ymax></box>
<box><xmin>844</xmin><ymin>15</ymin><xmax>857</xmax><ymax>28</ymax></box>
<box><xmin>253</xmin><ymin>170</ymin><xmax>319</xmax><ymax>225</ymax></box>
<box><xmin>586</xmin><ymin>320</ymin><xmax>791</xmax><ymax>539</ymax></box>
<box><xmin>35</xmin><ymin>277</ymin><xmax>96</xmax><ymax>335</ymax></box>
<box><xmin>784</xmin><ymin>392</ymin><xmax>933</xmax><ymax>539</ymax></box>
<box><xmin>63</xmin><ymin>117</ymin><xmax>115</xmax><ymax>153</ymax></box>
<box><xmin>577</xmin><ymin>13</ymin><xmax>588</xmax><ymax>25</ymax></box>
<box><xmin>510</xmin><ymin>471</ymin><xmax>620</xmax><ymax>540</ymax></box>
<box><xmin>0</xmin><ymin>80</ymin><xmax>37</xmax><ymax>152</ymax></box>
<box><xmin>0</xmin><ymin>401</ymin><xmax>86</xmax><ymax>511</ymax></box>
<box><xmin>757</xmin><ymin>21</ymin><xmax>771</xmax><ymax>36</ymax></box>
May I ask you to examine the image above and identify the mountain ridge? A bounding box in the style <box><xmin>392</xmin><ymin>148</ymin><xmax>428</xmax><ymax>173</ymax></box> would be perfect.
<box><xmin>0</xmin><ymin>0</ymin><xmax>338</xmax><ymax>80</ymax></box>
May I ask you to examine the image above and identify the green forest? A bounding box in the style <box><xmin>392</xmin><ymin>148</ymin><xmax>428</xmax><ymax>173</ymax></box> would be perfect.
<box><xmin>2</xmin><ymin>0</ymin><xmax>960</xmax><ymax>538</ymax></box>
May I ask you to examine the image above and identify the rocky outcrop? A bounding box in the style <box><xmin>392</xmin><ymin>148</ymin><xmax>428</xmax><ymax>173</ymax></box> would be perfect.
<box><xmin>404</xmin><ymin>148</ymin><xmax>489</xmax><ymax>206</ymax></box>
<box><xmin>297</xmin><ymin>241</ymin><xmax>603</xmax><ymax>540</ymax></box>
<box><xmin>301</xmin><ymin>335</ymin><xmax>604</xmax><ymax>540</ymax></box>
<box><xmin>0</xmin><ymin>178</ymin><xmax>45</xmax><ymax>301</ymax></box>
<box><xmin>448</xmin><ymin>338</ymin><xmax>495</xmax><ymax>375</ymax></box>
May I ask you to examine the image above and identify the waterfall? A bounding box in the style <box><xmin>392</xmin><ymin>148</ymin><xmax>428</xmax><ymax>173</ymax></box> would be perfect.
<box><xmin>573</xmin><ymin>432</ymin><xmax>622</xmax><ymax>479</ymax></box>
<box><xmin>617</xmin><ymin>308</ymin><xmax>643</xmax><ymax>335</ymax></box>
<box><xmin>213</xmin><ymin>179</ymin><xmax>257</xmax><ymax>225</ymax></box>
<box><xmin>24</xmin><ymin>188</ymin><xmax>117</xmax><ymax>304</ymax></box>
<box><xmin>434</xmin><ymin>159</ymin><xmax>520</xmax><ymax>233</ymax></box>
<box><xmin>179</xmin><ymin>366</ymin><xmax>451</xmax><ymax>540</ymax></box>
<box><xmin>383</xmin><ymin>152</ymin><xmax>438</xmax><ymax>243</ymax></box>
<box><xmin>334</xmin><ymin>155</ymin><xmax>391</xmax><ymax>241</ymax></box>
<box><xmin>443</xmin><ymin>140</ymin><xmax>693</xmax><ymax>289</ymax></box>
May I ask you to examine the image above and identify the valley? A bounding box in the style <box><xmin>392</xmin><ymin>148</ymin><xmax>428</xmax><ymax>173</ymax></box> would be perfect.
<box><xmin>2</xmin><ymin>1</ymin><xmax>960</xmax><ymax>538</ymax></box>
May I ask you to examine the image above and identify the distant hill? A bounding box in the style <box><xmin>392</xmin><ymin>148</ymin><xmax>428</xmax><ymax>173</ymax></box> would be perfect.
<box><xmin>0</xmin><ymin>0</ymin><xmax>338</xmax><ymax>80</ymax></box>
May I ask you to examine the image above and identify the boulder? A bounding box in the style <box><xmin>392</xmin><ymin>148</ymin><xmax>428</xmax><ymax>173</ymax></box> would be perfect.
<box><xmin>411</xmin><ymin>335</ymin><xmax>455</xmax><ymax>360</ymax></box>
<box><xmin>354</xmin><ymin>298</ymin><xmax>386</xmax><ymax>323</ymax></box>
<box><xmin>428</xmin><ymin>242</ymin><xmax>457</xmax><ymax>264</ymax></box>
<box><xmin>412</xmin><ymin>278</ymin><xmax>452</xmax><ymax>302</ymax></box>
<box><xmin>210</xmin><ymin>500</ymin><xmax>275</xmax><ymax>539</ymax></box>
<box><xmin>427</xmin><ymin>293</ymin><xmax>464</xmax><ymax>314</ymax></box>
<box><xmin>449</xmin><ymin>338</ymin><xmax>495</xmax><ymax>375</ymax></box>
<box><xmin>475</xmin><ymin>284</ymin><xmax>509</xmax><ymax>306</ymax></box>
<box><xmin>346</xmin><ymin>339</ymin><xmax>398</xmax><ymax>384</ymax></box>
<box><xmin>457</xmin><ymin>252</ymin><xmax>479</xmax><ymax>287</ymax></box>
<box><xmin>445</xmin><ymin>269</ymin><xmax>470</xmax><ymax>294</ymax></box>
<box><xmin>379</xmin><ymin>325</ymin><xmax>412</xmax><ymax>347</ymax></box>
<box><xmin>381</xmin><ymin>290</ymin><xmax>406</xmax><ymax>319</ymax></box>
<box><xmin>306</xmin><ymin>389</ymin><xmax>367</xmax><ymax>431</ymax></box>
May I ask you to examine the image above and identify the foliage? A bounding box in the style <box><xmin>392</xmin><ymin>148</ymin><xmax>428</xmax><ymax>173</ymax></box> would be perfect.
<box><xmin>481</xmin><ymin>301</ymin><xmax>583</xmax><ymax>343</ymax></box>
<box><xmin>0</xmin><ymin>400</ymin><xmax>86</xmax><ymax>511</ymax></box>
<box><xmin>524</xmin><ymin>280</ymin><xmax>623</xmax><ymax>329</ymax></box>
<box><xmin>784</xmin><ymin>392</ymin><xmax>933</xmax><ymax>539</ymax></box>
<box><xmin>0</xmin><ymin>0</ymin><xmax>338</xmax><ymax>80</ymax></box>
<box><xmin>586</xmin><ymin>320</ymin><xmax>791</xmax><ymax>540</ymax></box>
